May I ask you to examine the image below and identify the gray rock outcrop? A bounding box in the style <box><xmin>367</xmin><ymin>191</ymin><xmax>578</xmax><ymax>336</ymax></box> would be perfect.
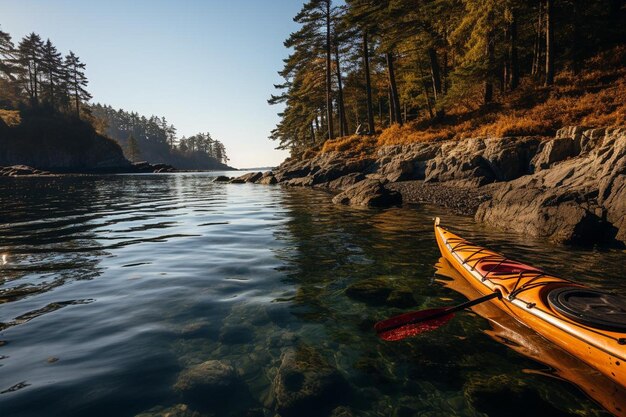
<box><xmin>425</xmin><ymin>136</ymin><xmax>541</xmax><ymax>186</ymax></box>
<box><xmin>476</xmin><ymin>127</ymin><xmax>626</xmax><ymax>244</ymax></box>
<box><xmin>251</xmin><ymin>125</ymin><xmax>626</xmax><ymax>245</ymax></box>
<box><xmin>0</xmin><ymin>165</ymin><xmax>53</xmax><ymax>177</ymax></box>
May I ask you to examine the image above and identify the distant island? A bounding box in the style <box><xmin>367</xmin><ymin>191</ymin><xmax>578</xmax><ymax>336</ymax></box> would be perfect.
<box><xmin>0</xmin><ymin>27</ymin><xmax>233</xmax><ymax>173</ymax></box>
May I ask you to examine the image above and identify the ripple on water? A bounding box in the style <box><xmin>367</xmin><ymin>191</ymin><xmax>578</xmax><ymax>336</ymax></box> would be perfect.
<box><xmin>0</xmin><ymin>173</ymin><xmax>624</xmax><ymax>417</ymax></box>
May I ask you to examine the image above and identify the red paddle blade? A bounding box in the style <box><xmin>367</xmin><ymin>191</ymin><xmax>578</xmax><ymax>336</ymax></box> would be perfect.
<box><xmin>374</xmin><ymin>308</ymin><xmax>455</xmax><ymax>341</ymax></box>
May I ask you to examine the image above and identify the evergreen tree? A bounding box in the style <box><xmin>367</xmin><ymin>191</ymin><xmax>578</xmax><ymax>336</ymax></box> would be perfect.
<box><xmin>40</xmin><ymin>39</ymin><xmax>64</xmax><ymax>107</ymax></box>
<box><xmin>0</xmin><ymin>27</ymin><xmax>18</xmax><ymax>80</ymax></box>
<box><xmin>64</xmin><ymin>51</ymin><xmax>92</xmax><ymax>118</ymax></box>
<box><xmin>17</xmin><ymin>33</ymin><xmax>44</xmax><ymax>104</ymax></box>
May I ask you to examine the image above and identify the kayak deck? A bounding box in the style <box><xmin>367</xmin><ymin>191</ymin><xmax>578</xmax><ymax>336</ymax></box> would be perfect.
<box><xmin>434</xmin><ymin>218</ymin><xmax>626</xmax><ymax>388</ymax></box>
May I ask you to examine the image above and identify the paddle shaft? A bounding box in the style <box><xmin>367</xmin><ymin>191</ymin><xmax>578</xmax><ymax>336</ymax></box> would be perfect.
<box><xmin>378</xmin><ymin>291</ymin><xmax>501</xmax><ymax>333</ymax></box>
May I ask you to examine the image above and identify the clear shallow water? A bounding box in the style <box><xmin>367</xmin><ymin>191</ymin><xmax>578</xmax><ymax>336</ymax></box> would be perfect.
<box><xmin>1</xmin><ymin>173</ymin><xmax>625</xmax><ymax>417</ymax></box>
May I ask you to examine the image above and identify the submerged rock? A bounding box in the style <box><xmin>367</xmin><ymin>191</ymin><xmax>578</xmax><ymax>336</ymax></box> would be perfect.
<box><xmin>219</xmin><ymin>324</ymin><xmax>255</xmax><ymax>345</ymax></box>
<box><xmin>345</xmin><ymin>278</ymin><xmax>392</xmax><ymax>304</ymax></box>
<box><xmin>270</xmin><ymin>347</ymin><xmax>348</xmax><ymax>417</ymax></box>
<box><xmin>330</xmin><ymin>406</ymin><xmax>354</xmax><ymax>417</ymax></box>
<box><xmin>173</xmin><ymin>360</ymin><xmax>242</xmax><ymax>405</ymax></box>
<box><xmin>135</xmin><ymin>404</ymin><xmax>202</xmax><ymax>417</ymax></box>
<box><xmin>213</xmin><ymin>175</ymin><xmax>231</xmax><ymax>182</ymax></box>
<box><xmin>332</xmin><ymin>179</ymin><xmax>402</xmax><ymax>208</ymax></box>
<box><xmin>345</xmin><ymin>276</ymin><xmax>417</xmax><ymax>307</ymax></box>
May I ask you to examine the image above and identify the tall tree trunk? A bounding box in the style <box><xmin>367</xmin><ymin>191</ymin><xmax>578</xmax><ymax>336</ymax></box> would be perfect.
<box><xmin>310</xmin><ymin>122</ymin><xmax>316</xmax><ymax>144</ymax></box>
<box><xmin>503</xmin><ymin>26</ymin><xmax>510</xmax><ymax>89</ymax></box>
<box><xmin>441</xmin><ymin>28</ymin><xmax>450</xmax><ymax>95</ymax></box>
<box><xmin>49</xmin><ymin>68</ymin><xmax>55</xmax><ymax>106</ymax></box>
<box><xmin>484</xmin><ymin>24</ymin><xmax>495</xmax><ymax>104</ymax></box>
<box><xmin>352</xmin><ymin>102</ymin><xmax>359</xmax><ymax>130</ymax></box>
<box><xmin>386</xmin><ymin>52</ymin><xmax>402</xmax><ymax>126</ymax></box>
<box><xmin>532</xmin><ymin>0</ymin><xmax>544</xmax><ymax>77</ymax></box>
<box><xmin>33</xmin><ymin>59</ymin><xmax>39</xmax><ymax>105</ymax></box>
<box><xmin>545</xmin><ymin>0</ymin><xmax>555</xmax><ymax>86</ymax></box>
<box><xmin>27</xmin><ymin>62</ymin><xmax>34</xmax><ymax>102</ymax></box>
<box><xmin>418</xmin><ymin>60</ymin><xmax>434</xmax><ymax>119</ymax></box>
<box><xmin>325</xmin><ymin>0</ymin><xmax>334</xmax><ymax>140</ymax></box>
<box><xmin>428</xmin><ymin>47</ymin><xmax>442</xmax><ymax>100</ymax></box>
<box><xmin>314</xmin><ymin>113</ymin><xmax>320</xmax><ymax>135</ymax></box>
<box><xmin>363</xmin><ymin>30</ymin><xmax>375</xmax><ymax>135</ymax></box>
<box><xmin>334</xmin><ymin>41</ymin><xmax>348</xmax><ymax>137</ymax></box>
<box><xmin>74</xmin><ymin>68</ymin><xmax>80</xmax><ymax>118</ymax></box>
<box><xmin>388</xmin><ymin>88</ymin><xmax>394</xmax><ymax>125</ymax></box>
<box><xmin>509</xmin><ymin>9</ymin><xmax>519</xmax><ymax>90</ymax></box>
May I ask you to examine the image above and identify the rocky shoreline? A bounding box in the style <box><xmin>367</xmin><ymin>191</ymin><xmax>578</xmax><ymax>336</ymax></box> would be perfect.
<box><xmin>227</xmin><ymin>126</ymin><xmax>626</xmax><ymax>246</ymax></box>
<box><xmin>0</xmin><ymin>161</ymin><xmax>176</xmax><ymax>177</ymax></box>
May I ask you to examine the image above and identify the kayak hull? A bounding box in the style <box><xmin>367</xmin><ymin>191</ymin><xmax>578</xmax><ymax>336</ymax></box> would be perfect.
<box><xmin>434</xmin><ymin>219</ymin><xmax>626</xmax><ymax>388</ymax></box>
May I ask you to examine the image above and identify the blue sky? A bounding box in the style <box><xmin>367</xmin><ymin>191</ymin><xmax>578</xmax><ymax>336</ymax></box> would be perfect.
<box><xmin>1</xmin><ymin>0</ymin><xmax>304</xmax><ymax>168</ymax></box>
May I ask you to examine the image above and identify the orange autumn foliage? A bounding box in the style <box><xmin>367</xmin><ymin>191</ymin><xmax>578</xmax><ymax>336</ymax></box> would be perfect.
<box><xmin>318</xmin><ymin>47</ymin><xmax>625</xmax><ymax>158</ymax></box>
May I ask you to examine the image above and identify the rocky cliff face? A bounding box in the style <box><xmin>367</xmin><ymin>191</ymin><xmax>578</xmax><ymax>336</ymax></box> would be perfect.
<box><xmin>476</xmin><ymin>127</ymin><xmax>626</xmax><ymax>244</ymax></box>
<box><xmin>234</xmin><ymin>126</ymin><xmax>626</xmax><ymax>246</ymax></box>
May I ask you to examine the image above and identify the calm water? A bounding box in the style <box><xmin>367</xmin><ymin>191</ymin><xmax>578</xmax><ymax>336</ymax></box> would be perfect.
<box><xmin>1</xmin><ymin>173</ymin><xmax>625</xmax><ymax>417</ymax></box>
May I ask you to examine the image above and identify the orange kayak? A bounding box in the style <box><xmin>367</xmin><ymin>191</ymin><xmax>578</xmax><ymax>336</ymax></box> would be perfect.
<box><xmin>434</xmin><ymin>218</ymin><xmax>626</xmax><ymax>388</ymax></box>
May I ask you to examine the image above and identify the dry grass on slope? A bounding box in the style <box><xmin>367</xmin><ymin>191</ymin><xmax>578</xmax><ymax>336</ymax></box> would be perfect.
<box><xmin>0</xmin><ymin>109</ymin><xmax>21</xmax><ymax>127</ymax></box>
<box><xmin>327</xmin><ymin>46</ymin><xmax>626</xmax><ymax>155</ymax></box>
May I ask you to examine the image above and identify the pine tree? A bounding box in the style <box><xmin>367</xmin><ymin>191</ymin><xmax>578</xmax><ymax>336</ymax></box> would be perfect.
<box><xmin>0</xmin><ymin>27</ymin><xmax>18</xmax><ymax>80</ymax></box>
<box><xmin>64</xmin><ymin>51</ymin><xmax>92</xmax><ymax>118</ymax></box>
<box><xmin>40</xmin><ymin>39</ymin><xmax>64</xmax><ymax>107</ymax></box>
<box><xmin>17</xmin><ymin>33</ymin><xmax>44</xmax><ymax>104</ymax></box>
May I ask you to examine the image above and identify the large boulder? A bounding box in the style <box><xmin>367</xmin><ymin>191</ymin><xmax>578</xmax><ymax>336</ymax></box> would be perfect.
<box><xmin>332</xmin><ymin>179</ymin><xmax>402</xmax><ymax>208</ymax></box>
<box><xmin>477</xmin><ymin>127</ymin><xmax>626</xmax><ymax>245</ymax></box>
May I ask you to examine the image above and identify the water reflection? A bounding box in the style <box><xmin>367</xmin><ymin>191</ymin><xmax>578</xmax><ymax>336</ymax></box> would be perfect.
<box><xmin>0</xmin><ymin>175</ymin><xmax>624</xmax><ymax>416</ymax></box>
<box><xmin>435</xmin><ymin>256</ymin><xmax>626</xmax><ymax>416</ymax></box>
